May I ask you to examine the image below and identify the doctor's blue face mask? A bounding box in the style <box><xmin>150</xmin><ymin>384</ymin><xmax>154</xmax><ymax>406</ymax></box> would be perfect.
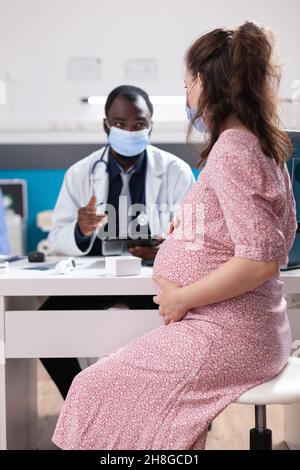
<box><xmin>106</xmin><ymin>124</ymin><xmax>151</xmax><ymax>157</ymax></box>
<box><xmin>186</xmin><ymin>75</ymin><xmax>209</xmax><ymax>134</ymax></box>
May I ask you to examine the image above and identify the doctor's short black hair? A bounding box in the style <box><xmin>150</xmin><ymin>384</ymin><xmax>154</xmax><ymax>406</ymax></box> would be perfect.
<box><xmin>104</xmin><ymin>85</ymin><xmax>153</xmax><ymax>117</ymax></box>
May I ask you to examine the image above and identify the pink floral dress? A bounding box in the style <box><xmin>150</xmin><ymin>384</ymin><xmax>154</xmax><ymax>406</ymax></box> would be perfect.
<box><xmin>52</xmin><ymin>129</ymin><xmax>297</xmax><ymax>450</ymax></box>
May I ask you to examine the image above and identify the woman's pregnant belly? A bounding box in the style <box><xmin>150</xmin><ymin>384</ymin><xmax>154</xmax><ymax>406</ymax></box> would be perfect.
<box><xmin>153</xmin><ymin>232</ymin><xmax>287</xmax><ymax>324</ymax></box>
<box><xmin>153</xmin><ymin>232</ymin><xmax>233</xmax><ymax>289</ymax></box>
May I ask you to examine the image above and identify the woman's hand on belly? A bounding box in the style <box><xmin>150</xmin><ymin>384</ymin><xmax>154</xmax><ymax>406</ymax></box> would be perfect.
<box><xmin>153</xmin><ymin>275</ymin><xmax>188</xmax><ymax>325</ymax></box>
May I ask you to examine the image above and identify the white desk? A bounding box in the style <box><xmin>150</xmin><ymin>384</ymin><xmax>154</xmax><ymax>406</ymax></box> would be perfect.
<box><xmin>0</xmin><ymin>257</ymin><xmax>160</xmax><ymax>449</ymax></box>
<box><xmin>0</xmin><ymin>259</ymin><xmax>299</xmax><ymax>449</ymax></box>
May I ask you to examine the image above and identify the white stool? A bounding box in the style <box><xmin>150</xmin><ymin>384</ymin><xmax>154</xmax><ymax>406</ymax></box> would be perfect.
<box><xmin>235</xmin><ymin>357</ymin><xmax>300</xmax><ymax>449</ymax></box>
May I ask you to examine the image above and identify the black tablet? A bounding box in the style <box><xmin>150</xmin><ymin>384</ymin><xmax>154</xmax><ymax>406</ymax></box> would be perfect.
<box><xmin>101</xmin><ymin>238</ymin><xmax>159</xmax><ymax>256</ymax></box>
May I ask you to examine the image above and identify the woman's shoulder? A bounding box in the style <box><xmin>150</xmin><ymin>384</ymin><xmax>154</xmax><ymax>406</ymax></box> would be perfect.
<box><xmin>218</xmin><ymin>128</ymin><xmax>259</xmax><ymax>145</ymax></box>
<box><xmin>206</xmin><ymin>128</ymin><xmax>263</xmax><ymax>172</ymax></box>
<box><xmin>206</xmin><ymin>128</ymin><xmax>289</xmax><ymax>200</ymax></box>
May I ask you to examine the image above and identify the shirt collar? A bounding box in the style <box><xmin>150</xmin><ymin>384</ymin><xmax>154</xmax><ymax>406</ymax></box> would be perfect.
<box><xmin>107</xmin><ymin>148</ymin><xmax>146</xmax><ymax>178</ymax></box>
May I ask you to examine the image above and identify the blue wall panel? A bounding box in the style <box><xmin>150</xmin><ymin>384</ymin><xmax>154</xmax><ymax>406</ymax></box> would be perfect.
<box><xmin>0</xmin><ymin>169</ymin><xmax>65</xmax><ymax>252</ymax></box>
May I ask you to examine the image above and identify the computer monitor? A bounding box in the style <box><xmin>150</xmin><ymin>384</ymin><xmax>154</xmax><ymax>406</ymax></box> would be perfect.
<box><xmin>282</xmin><ymin>130</ymin><xmax>300</xmax><ymax>269</ymax></box>
<box><xmin>0</xmin><ymin>179</ymin><xmax>28</xmax><ymax>220</ymax></box>
<box><xmin>0</xmin><ymin>179</ymin><xmax>27</xmax><ymax>255</ymax></box>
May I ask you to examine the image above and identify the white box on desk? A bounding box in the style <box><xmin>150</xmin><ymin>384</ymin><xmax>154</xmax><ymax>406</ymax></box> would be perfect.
<box><xmin>105</xmin><ymin>256</ymin><xmax>142</xmax><ymax>277</ymax></box>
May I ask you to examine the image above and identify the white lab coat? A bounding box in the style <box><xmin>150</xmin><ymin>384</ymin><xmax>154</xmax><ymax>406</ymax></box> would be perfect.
<box><xmin>48</xmin><ymin>144</ymin><xmax>195</xmax><ymax>255</ymax></box>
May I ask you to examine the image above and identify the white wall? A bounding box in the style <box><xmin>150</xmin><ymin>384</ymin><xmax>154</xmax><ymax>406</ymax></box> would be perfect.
<box><xmin>0</xmin><ymin>0</ymin><xmax>299</xmax><ymax>142</ymax></box>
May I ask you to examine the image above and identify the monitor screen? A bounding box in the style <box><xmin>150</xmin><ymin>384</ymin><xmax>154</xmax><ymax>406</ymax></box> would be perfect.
<box><xmin>284</xmin><ymin>131</ymin><xmax>300</xmax><ymax>268</ymax></box>
<box><xmin>287</xmin><ymin>130</ymin><xmax>300</xmax><ymax>221</ymax></box>
<box><xmin>0</xmin><ymin>179</ymin><xmax>27</xmax><ymax>220</ymax></box>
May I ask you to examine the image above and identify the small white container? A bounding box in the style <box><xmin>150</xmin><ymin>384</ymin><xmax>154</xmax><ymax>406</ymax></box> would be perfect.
<box><xmin>55</xmin><ymin>257</ymin><xmax>76</xmax><ymax>274</ymax></box>
<box><xmin>105</xmin><ymin>256</ymin><xmax>142</xmax><ymax>277</ymax></box>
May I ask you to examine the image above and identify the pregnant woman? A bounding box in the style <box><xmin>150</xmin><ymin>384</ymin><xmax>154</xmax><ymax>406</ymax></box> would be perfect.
<box><xmin>52</xmin><ymin>21</ymin><xmax>297</xmax><ymax>450</ymax></box>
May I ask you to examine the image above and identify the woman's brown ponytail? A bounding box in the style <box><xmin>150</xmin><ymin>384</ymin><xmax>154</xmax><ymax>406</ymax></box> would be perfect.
<box><xmin>186</xmin><ymin>21</ymin><xmax>292</xmax><ymax>168</ymax></box>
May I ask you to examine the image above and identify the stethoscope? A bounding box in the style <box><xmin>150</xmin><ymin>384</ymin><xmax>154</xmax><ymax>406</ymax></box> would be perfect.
<box><xmin>89</xmin><ymin>144</ymin><xmax>110</xmax><ymax>182</ymax></box>
<box><xmin>89</xmin><ymin>144</ymin><xmax>109</xmax><ymax>214</ymax></box>
<box><xmin>83</xmin><ymin>144</ymin><xmax>150</xmax><ymax>254</ymax></box>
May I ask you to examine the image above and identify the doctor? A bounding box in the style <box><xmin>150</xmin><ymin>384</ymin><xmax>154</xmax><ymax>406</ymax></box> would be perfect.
<box><xmin>42</xmin><ymin>85</ymin><xmax>195</xmax><ymax>400</ymax></box>
<box><xmin>49</xmin><ymin>85</ymin><xmax>195</xmax><ymax>259</ymax></box>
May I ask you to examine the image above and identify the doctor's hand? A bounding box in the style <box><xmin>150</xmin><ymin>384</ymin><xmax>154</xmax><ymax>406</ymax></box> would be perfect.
<box><xmin>153</xmin><ymin>275</ymin><xmax>188</xmax><ymax>325</ymax></box>
<box><xmin>78</xmin><ymin>196</ymin><xmax>107</xmax><ymax>237</ymax></box>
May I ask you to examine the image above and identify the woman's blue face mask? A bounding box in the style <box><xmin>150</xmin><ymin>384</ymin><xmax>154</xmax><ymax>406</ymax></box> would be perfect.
<box><xmin>107</xmin><ymin>124</ymin><xmax>151</xmax><ymax>157</ymax></box>
<box><xmin>186</xmin><ymin>76</ymin><xmax>209</xmax><ymax>134</ymax></box>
